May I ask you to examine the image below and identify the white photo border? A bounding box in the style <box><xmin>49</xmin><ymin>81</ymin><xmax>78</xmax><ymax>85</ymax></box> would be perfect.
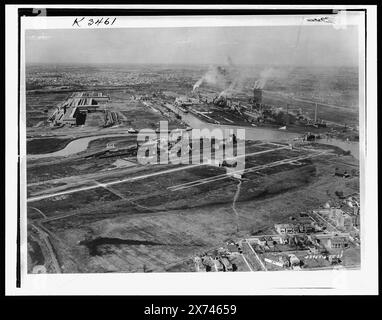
<box><xmin>5</xmin><ymin>4</ymin><xmax>378</xmax><ymax>296</ymax></box>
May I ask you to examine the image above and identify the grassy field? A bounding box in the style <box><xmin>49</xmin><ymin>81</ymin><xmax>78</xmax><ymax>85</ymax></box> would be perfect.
<box><xmin>44</xmin><ymin>171</ymin><xmax>356</xmax><ymax>273</ymax></box>
<box><xmin>25</xmin><ymin>144</ymin><xmax>359</xmax><ymax>273</ymax></box>
<box><xmin>29</xmin><ymin>188</ymin><xmax>121</xmax><ymax>218</ymax></box>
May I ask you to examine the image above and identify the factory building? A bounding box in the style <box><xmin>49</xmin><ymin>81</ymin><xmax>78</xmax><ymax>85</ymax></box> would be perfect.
<box><xmin>70</xmin><ymin>91</ymin><xmax>110</xmax><ymax>101</ymax></box>
<box><xmin>50</xmin><ymin>92</ymin><xmax>110</xmax><ymax>126</ymax></box>
<box><xmin>317</xmin><ymin>208</ymin><xmax>356</xmax><ymax>231</ymax></box>
<box><xmin>274</xmin><ymin>221</ymin><xmax>315</xmax><ymax>235</ymax></box>
<box><xmin>313</xmin><ymin>234</ymin><xmax>350</xmax><ymax>250</ymax></box>
<box><xmin>327</xmin><ymin>236</ymin><xmax>349</xmax><ymax>250</ymax></box>
<box><xmin>251</xmin><ymin>235</ymin><xmax>288</xmax><ymax>246</ymax></box>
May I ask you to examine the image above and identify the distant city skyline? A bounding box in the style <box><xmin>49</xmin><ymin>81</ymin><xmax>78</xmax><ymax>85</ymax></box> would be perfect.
<box><xmin>25</xmin><ymin>26</ymin><xmax>359</xmax><ymax>67</ymax></box>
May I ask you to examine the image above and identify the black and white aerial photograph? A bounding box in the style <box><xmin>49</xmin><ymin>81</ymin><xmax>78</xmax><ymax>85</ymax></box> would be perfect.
<box><xmin>5</xmin><ymin>5</ymin><xmax>378</xmax><ymax>296</ymax></box>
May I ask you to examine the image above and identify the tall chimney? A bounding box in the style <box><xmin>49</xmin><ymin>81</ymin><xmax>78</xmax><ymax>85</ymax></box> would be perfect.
<box><xmin>253</xmin><ymin>88</ymin><xmax>262</xmax><ymax>105</ymax></box>
<box><xmin>314</xmin><ymin>103</ymin><xmax>318</xmax><ymax>122</ymax></box>
<box><xmin>286</xmin><ymin>104</ymin><xmax>289</xmax><ymax>125</ymax></box>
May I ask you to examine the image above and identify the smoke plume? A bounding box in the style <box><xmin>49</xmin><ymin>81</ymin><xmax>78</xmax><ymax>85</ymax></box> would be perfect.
<box><xmin>217</xmin><ymin>78</ymin><xmax>241</xmax><ymax>99</ymax></box>
<box><xmin>254</xmin><ymin>68</ymin><xmax>277</xmax><ymax>89</ymax></box>
<box><xmin>192</xmin><ymin>65</ymin><xmax>230</xmax><ymax>92</ymax></box>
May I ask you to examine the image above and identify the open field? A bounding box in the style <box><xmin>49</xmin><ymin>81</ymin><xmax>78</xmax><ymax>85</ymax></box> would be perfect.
<box><xmin>26</xmin><ymin>138</ymin><xmax>359</xmax><ymax>273</ymax></box>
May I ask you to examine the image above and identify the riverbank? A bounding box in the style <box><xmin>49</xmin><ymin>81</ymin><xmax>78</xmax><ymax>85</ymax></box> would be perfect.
<box><xmin>27</xmin><ymin>103</ymin><xmax>360</xmax><ymax>161</ymax></box>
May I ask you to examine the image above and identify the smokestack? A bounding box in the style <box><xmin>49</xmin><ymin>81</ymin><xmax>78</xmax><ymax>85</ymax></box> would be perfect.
<box><xmin>253</xmin><ymin>88</ymin><xmax>262</xmax><ymax>105</ymax></box>
<box><xmin>286</xmin><ymin>104</ymin><xmax>289</xmax><ymax>125</ymax></box>
<box><xmin>314</xmin><ymin>103</ymin><xmax>318</xmax><ymax>122</ymax></box>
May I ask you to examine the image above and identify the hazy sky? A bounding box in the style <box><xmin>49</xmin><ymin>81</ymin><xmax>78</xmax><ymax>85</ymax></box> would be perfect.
<box><xmin>25</xmin><ymin>26</ymin><xmax>359</xmax><ymax>67</ymax></box>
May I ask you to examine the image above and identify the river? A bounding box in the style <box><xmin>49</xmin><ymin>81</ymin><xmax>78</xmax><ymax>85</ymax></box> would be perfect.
<box><xmin>28</xmin><ymin>105</ymin><xmax>359</xmax><ymax>160</ymax></box>
<box><xmin>28</xmin><ymin>134</ymin><xmax>129</xmax><ymax>160</ymax></box>
<box><xmin>178</xmin><ymin>105</ymin><xmax>359</xmax><ymax>160</ymax></box>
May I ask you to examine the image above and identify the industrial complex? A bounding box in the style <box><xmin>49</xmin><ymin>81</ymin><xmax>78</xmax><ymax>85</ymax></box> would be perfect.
<box><xmin>25</xmin><ymin>63</ymin><xmax>360</xmax><ymax>274</ymax></box>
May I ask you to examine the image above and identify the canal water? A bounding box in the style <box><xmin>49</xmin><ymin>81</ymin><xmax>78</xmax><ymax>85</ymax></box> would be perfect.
<box><xmin>28</xmin><ymin>134</ymin><xmax>128</xmax><ymax>159</ymax></box>
<box><xmin>28</xmin><ymin>104</ymin><xmax>360</xmax><ymax>160</ymax></box>
<box><xmin>177</xmin><ymin>105</ymin><xmax>360</xmax><ymax>160</ymax></box>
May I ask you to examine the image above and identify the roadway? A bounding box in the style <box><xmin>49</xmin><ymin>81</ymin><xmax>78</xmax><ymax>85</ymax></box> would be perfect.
<box><xmin>30</xmin><ymin>223</ymin><xmax>61</xmax><ymax>273</ymax></box>
<box><xmin>27</xmin><ymin>144</ymin><xmax>329</xmax><ymax>205</ymax></box>
<box><xmin>168</xmin><ymin>149</ymin><xmax>329</xmax><ymax>192</ymax></box>
<box><xmin>27</xmin><ymin>142</ymin><xmax>291</xmax><ymax>202</ymax></box>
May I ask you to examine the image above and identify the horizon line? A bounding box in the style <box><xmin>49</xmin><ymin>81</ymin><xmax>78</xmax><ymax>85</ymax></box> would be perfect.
<box><xmin>25</xmin><ymin>62</ymin><xmax>358</xmax><ymax>68</ymax></box>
